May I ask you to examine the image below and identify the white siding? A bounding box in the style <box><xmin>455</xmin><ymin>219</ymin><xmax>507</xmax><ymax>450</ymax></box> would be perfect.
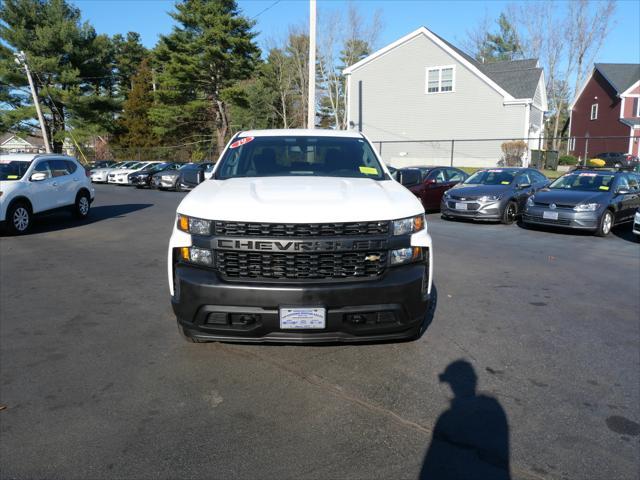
<box><xmin>348</xmin><ymin>34</ymin><xmax>527</xmax><ymax>167</ymax></box>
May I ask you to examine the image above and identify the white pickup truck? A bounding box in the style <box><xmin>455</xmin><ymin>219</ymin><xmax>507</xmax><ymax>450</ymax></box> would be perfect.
<box><xmin>168</xmin><ymin>129</ymin><xmax>433</xmax><ymax>343</ymax></box>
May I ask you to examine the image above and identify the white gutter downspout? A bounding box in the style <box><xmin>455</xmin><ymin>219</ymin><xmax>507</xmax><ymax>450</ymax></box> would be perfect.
<box><xmin>345</xmin><ymin>73</ymin><xmax>352</xmax><ymax>129</ymax></box>
<box><xmin>524</xmin><ymin>103</ymin><xmax>531</xmax><ymax>167</ymax></box>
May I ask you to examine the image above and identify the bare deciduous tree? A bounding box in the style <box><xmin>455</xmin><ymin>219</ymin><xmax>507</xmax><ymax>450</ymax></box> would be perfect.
<box><xmin>509</xmin><ymin>0</ymin><xmax>616</xmax><ymax>150</ymax></box>
<box><xmin>317</xmin><ymin>3</ymin><xmax>382</xmax><ymax>129</ymax></box>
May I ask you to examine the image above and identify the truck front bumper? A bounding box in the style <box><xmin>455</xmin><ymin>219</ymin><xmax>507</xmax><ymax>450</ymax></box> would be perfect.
<box><xmin>171</xmin><ymin>263</ymin><xmax>431</xmax><ymax>343</ymax></box>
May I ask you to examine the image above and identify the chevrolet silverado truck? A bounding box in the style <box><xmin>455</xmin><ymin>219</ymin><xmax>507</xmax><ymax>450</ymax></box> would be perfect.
<box><xmin>168</xmin><ymin>129</ymin><xmax>433</xmax><ymax>343</ymax></box>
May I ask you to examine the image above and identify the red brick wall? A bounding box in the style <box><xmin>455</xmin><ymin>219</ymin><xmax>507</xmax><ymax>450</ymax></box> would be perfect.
<box><xmin>570</xmin><ymin>70</ymin><xmax>631</xmax><ymax>159</ymax></box>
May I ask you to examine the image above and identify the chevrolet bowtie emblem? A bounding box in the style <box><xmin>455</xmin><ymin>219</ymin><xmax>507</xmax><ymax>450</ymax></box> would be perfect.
<box><xmin>365</xmin><ymin>254</ymin><xmax>381</xmax><ymax>262</ymax></box>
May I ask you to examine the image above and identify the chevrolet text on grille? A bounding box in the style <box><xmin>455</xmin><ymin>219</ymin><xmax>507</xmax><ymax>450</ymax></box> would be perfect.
<box><xmin>215</xmin><ymin>238</ymin><xmax>389</xmax><ymax>252</ymax></box>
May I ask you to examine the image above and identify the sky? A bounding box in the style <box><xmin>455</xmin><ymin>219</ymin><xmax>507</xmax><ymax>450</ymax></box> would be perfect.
<box><xmin>74</xmin><ymin>0</ymin><xmax>640</xmax><ymax>64</ymax></box>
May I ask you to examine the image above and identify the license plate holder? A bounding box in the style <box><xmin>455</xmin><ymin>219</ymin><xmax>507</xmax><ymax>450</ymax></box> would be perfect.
<box><xmin>543</xmin><ymin>211</ymin><xmax>559</xmax><ymax>220</ymax></box>
<box><xmin>279</xmin><ymin>307</ymin><xmax>326</xmax><ymax>329</ymax></box>
<box><xmin>455</xmin><ymin>202</ymin><xmax>467</xmax><ymax>210</ymax></box>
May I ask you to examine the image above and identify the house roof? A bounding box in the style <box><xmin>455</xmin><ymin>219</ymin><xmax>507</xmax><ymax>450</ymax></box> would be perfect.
<box><xmin>430</xmin><ymin>31</ymin><xmax>542</xmax><ymax>99</ymax></box>
<box><xmin>595</xmin><ymin>63</ymin><xmax>640</xmax><ymax>94</ymax></box>
<box><xmin>344</xmin><ymin>26</ymin><xmax>544</xmax><ymax>102</ymax></box>
<box><xmin>0</xmin><ymin>133</ymin><xmax>45</xmax><ymax>147</ymax></box>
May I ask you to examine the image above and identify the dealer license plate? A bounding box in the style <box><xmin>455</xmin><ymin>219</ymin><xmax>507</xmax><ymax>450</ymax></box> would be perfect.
<box><xmin>543</xmin><ymin>211</ymin><xmax>559</xmax><ymax>220</ymax></box>
<box><xmin>455</xmin><ymin>202</ymin><xmax>467</xmax><ymax>210</ymax></box>
<box><xmin>280</xmin><ymin>307</ymin><xmax>326</xmax><ymax>329</ymax></box>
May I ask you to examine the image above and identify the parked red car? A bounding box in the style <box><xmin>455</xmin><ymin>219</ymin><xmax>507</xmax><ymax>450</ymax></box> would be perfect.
<box><xmin>398</xmin><ymin>166</ymin><xmax>469</xmax><ymax>210</ymax></box>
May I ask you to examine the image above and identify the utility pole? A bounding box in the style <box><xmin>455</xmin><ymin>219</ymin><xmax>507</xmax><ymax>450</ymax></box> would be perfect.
<box><xmin>14</xmin><ymin>51</ymin><xmax>51</xmax><ymax>153</ymax></box>
<box><xmin>307</xmin><ymin>0</ymin><xmax>316</xmax><ymax>129</ymax></box>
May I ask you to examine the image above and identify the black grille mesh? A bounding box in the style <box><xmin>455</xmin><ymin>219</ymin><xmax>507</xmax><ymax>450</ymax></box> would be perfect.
<box><xmin>215</xmin><ymin>251</ymin><xmax>387</xmax><ymax>281</ymax></box>
<box><xmin>213</xmin><ymin>221</ymin><xmax>389</xmax><ymax>237</ymax></box>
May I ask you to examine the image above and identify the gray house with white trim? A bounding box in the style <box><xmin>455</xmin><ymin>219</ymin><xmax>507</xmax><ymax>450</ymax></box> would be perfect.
<box><xmin>344</xmin><ymin>27</ymin><xmax>548</xmax><ymax>167</ymax></box>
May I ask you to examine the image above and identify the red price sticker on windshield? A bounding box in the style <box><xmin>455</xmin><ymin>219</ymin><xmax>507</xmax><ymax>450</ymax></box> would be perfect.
<box><xmin>230</xmin><ymin>136</ymin><xmax>254</xmax><ymax>149</ymax></box>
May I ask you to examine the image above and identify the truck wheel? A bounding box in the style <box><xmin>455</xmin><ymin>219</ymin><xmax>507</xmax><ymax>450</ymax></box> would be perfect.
<box><xmin>501</xmin><ymin>201</ymin><xmax>517</xmax><ymax>225</ymax></box>
<box><xmin>595</xmin><ymin>210</ymin><xmax>614</xmax><ymax>237</ymax></box>
<box><xmin>74</xmin><ymin>191</ymin><xmax>91</xmax><ymax>219</ymax></box>
<box><xmin>6</xmin><ymin>201</ymin><xmax>32</xmax><ymax>235</ymax></box>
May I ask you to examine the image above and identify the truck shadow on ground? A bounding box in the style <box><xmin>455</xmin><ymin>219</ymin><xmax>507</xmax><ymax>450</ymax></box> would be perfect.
<box><xmin>7</xmin><ymin>203</ymin><xmax>153</xmax><ymax>236</ymax></box>
<box><xmin>420</xmin><ymin>359</ymin><xmax>511</xmax><ymax>480</ymax></box>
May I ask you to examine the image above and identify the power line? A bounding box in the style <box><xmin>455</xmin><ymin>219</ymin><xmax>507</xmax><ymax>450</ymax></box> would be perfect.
<box><xmin>252</xmin><ymin>0</ymin><xmax>282</xmax><ymax>20</ymax></box>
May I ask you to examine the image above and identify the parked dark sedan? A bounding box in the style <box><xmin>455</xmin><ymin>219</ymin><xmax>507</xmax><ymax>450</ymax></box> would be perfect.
<box><xmin>592</xmin><ymin>152</ymin><xmax>639</xmax><ymax>169</ymax></box>
<box><xmin>130</xmin><ymin>162</ymin><xmax>180</xmax><ymax>188</ymax></box>
<box><xmin>441</xmin><ymin>168</ymin><xmax>550</xmax><ymax>224</ymax></box>
<box><xmin>399</xmin><ymin>166</ymin><xmax>468</xmax><ymax>210</ymax></box>
<box><xmin>177</xmin><ymin>162</ymin><xmax>215</xmax><ymax>190</ymax></box>
<box><xmin>523</xmin><ymin>169</ymin><xmax>640</xmax><ymax>236</ymax></box>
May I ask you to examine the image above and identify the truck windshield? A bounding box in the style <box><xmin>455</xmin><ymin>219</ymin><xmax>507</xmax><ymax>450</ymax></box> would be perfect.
<box><xmin>0</xmin><ymin>161</ymin><xmax>31</xmax><ymax>181</ymax></box>
<box><xmin>214</xmin><ymin>136</ymin><xmax>387</xmax><ymax>180</ymax></box>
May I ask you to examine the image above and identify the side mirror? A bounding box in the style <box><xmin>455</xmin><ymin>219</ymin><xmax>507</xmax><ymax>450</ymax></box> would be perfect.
<box><xmin>30</xmin><ymin>172</ymin><xmax>47</xmax><ymax>181</ymax></box>
<box><xmin>617</xmin><ymin>188</ymin><xmax>630</xmax><ymax>195</ymax></box>
<box><xmin>517</xmin><ymin>182</ymin><xmax>532</xmax><ymax>189</ymax></box>
<box><xmin>398</xmin><ymin>170</ymin><xmax>421</xmax><ymax>187</ymax></box>
<box><xmin>424</xmin><ymin>178</ymin><xmax>436</xmax><ymax>185</ymax></box>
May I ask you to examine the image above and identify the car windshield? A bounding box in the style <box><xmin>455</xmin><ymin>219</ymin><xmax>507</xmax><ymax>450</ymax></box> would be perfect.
<box><xmin>464</xmin><ymin>169</ymin><xmax>516</xmax><ymax>185</ymax></box>
<box><xmin>0</xmin><ymin>161</ymin><xmax>32</xmax><ymax>181</ymax></box>
<box><xmin>147</xmin><ymin>163</ymin><xmax>171</xmax><ymax>173</ymax></box>
<box><xmin>215</xmin><ymin>136</ymin><xmax>386</xmax><ymax>180</ymax></box>
<box><xmin>549</xmin><ymin>172</ymin><xmax>615</xmax><ymax>192</ymax></box>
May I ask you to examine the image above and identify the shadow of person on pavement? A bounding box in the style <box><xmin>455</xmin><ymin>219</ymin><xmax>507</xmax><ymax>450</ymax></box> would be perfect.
<box><xmin>420</xmin><ymin>359</ymin><xmax>511</xmax><ymax>480</ymax></box>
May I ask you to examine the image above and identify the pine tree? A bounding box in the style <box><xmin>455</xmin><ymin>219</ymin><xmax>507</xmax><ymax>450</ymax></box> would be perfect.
<box><xmin>117</xmin><ymin>59</ymin><xmax>155</xmax><ymax>148</ymax></box>
<box><xmin>151</xmin><ymin>0</ymin><xmax>260</xmax><ymax>152</ymax></box>
<box><xmin>0</xmin><ymin>0</ymin><xmax>119</xmax><ymax>152</ymax></box>
<box><xmin>477</xmin><ymin>13</ymin><xmax>522</xmax><ymax>63</ymax></box>
<box><xmin>113</xmin><ymin>32</ymin><xmax>148</xmax><ymax>96</ymax></box>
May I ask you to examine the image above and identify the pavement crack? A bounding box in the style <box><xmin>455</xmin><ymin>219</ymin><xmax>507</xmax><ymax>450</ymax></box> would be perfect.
<box><xmin>218</xmin><ymin>344</ymin><xmax>432</xmax><ymax>435</ymax></box>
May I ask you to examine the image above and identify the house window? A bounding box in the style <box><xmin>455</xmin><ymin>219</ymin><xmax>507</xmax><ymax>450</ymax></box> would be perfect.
<box><xmin>590</xmin><ymin>103</ymin><xmax>598</xmax><ymax>120</ymax></box>
<box><xmin>634</xmin><ymin>97</ymin><xmax>639</xmax><ymax>117</ymax></box>
<box><xmin>570</xmin><ymin>137</ymin><xmax>576</xmax><ymax>151</ymax></box>
<box><xmin>426</xmin><ymin>66</ymin><xmax>455</xmax><ymax>94</ymax></box>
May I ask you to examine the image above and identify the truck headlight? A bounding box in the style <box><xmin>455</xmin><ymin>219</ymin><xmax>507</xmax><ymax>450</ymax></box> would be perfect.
<box><xmin>526</xmin><ymin>196</ymin><xmax>535</xmax><ymax>207</ymax></box>
<box><xmin>392</xmin><ymin>214</ymin><xmax>425</xmax><ymax>236</ymax></box>
<box><xmin>390</xmin><ymin>247</ymin><xmax>423</xmax><ymax>266</ymax></box>
<box><xmin>573</xmin><ymin>203</ymin><xmax>599</xmax><ymax>212</ymax></box>
<box><xmin>177</xmin><ymin>214</ymin><xmax>212</xmax><ymax>235</ymax></box>
<box><xmin>180</xmin><ymin>247</ymin><xmax>213</xmax><ymax>266</ymax></box>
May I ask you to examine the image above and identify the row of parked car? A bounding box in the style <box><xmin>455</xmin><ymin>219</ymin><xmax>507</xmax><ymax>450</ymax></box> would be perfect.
<box><xmin>393</xmin><ymin>165</ymin><xmax>640</xmax><ymax>238</ymax></box>
<box><xmin>88</xmin><ymin>160</ymin><xmax>215</xmax><ymax>191</ymax></box>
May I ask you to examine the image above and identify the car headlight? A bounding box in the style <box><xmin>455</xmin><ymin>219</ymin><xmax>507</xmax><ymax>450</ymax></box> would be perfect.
<box><xmin>443</xmin><ymin>191</ymin><xmax>452</xmax><ymax>198</ymax></box>
<box><xmin>478</xmin><ymin>194</ymin><xmax>502</xmax><ymax>202</ymax></box>
<box><xmin>177</xmin><ymin>214</ymin><xmax>212</xmax><ymax>235</ymax></box>
<box><xmin>526</xmin><ymin>196</ymin><xmax>535</xmax><ymax>207</ymax></box>
<box><xmin>179</xmin><ymin>246</ymin><xmax>213</xmax><ymax>266</ymax></box>
<box><xmin>392</xmin><ymin>214</ymin><xmax>425</xmax><ymax>236</ymax></box>
<box><xmin>573</xmin><ymin>203</ymin><xmax>599</xmax><ymax>212</ymax></box>
<box><xmin>390</xmin><ymin>247</ymin><xmax>424</xmax><ymax>266</ymax></box>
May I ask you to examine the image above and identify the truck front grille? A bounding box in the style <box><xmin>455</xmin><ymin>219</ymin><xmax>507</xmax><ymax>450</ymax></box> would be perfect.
<box><xmin>215</xmin><ymin>250</ymin><xmax>387</xmax><ymax>281</ymax></box>
<box><xmin>213</xmin><ymin>221</ymin><xmax>389</xmax><ymax>237</ymax></box>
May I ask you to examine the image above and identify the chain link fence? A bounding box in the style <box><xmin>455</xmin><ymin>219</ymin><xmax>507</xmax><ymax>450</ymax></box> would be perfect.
<box><xmin>371</xmin><ymin>135</ymin><xmax>639</xmax><ymax>170</ymax></box>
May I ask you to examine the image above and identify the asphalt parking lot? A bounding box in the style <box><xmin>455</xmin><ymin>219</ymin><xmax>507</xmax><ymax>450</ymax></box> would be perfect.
<box><xmin>1</xmin><ymin>184</ymin><xmax>639</xmax><ymax>480</ymax></box>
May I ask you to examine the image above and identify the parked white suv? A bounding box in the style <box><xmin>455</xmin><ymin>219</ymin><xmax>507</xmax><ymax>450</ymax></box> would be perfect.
<box><xmin>168</xmin><ymin>129</ymin><xmax>433</xmax><ymax>343</ymax></box>
<box><xmin>0</xmin><ymin>153</ymin><xmax>95</xmax><ymax>234</ymax></box>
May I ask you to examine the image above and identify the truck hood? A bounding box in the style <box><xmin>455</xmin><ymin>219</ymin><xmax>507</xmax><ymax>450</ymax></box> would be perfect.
<box><xmin>177</xmin><ymin>176</ymin><xmax>423</xmax><ymax>223</ymax></box>
<box><xmin>532</xmin><ymin>189</ymin><xmax>610</xmax><ymax>206</ymax></box>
